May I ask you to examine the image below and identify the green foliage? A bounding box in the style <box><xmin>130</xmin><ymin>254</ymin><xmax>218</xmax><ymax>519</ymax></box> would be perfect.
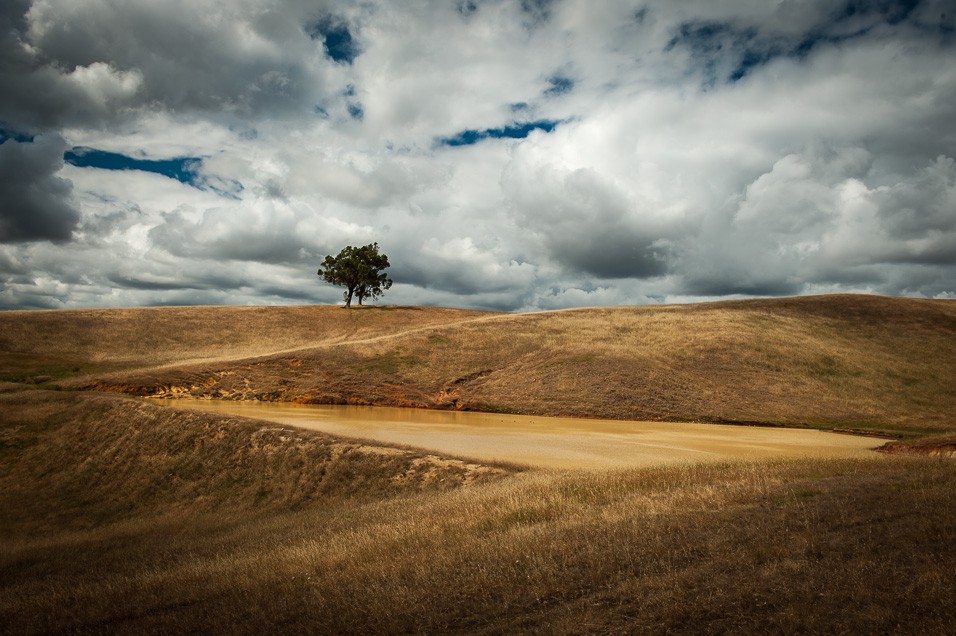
<box><xmin>317</xmin><ymin>243</ymin><xmax>393</xmax><ymax>308</ymax></box>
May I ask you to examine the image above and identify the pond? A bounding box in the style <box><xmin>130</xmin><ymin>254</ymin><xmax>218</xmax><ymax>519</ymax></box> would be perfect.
<box><xmin>158</xmin><ymin>399</ymin><xmax>881</xmax><ymax>470</ymax></box>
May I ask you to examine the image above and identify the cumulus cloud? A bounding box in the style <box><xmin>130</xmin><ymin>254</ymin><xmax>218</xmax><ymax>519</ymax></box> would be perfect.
<box><xmin>2</xmin><ymin>0</ymin><xmax>955</xmax><ymax>309</ymax></box>
<box><xmin>395</xmin><ymin>236</ymin><xmax>537</xmax><ymax>297</ymax></box>
<box><xmin>817</xmin><ymin>155</ymin><xmax>956</xmax><ymax>269</ymax></box>
<box><xmin>0</xmin><ymin>133</ymin><xmax>79</xmax><ymax>242</ymax></box>
<box><xmin>1</xmin><ymin>0</ymin><xmax>353</xmax><ymax>131</ymax></box>
<box><xmin>503</xmin><ymin>160</ymin><xmax>676</xmax><ymax>279</ymax></box>
<box><xmin>148</xmin><ymin>196</ymin><xmax>370</xmax><ymax>266</ymax></box>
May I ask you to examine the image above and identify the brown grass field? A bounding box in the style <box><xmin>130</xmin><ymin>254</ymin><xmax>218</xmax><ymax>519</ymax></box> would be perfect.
<box><xmin>9</xmin><ymin>293</ymin><xmax>952</xmax><ymax>437</ymax></box>
<box><xmin>1</xmin><ymin>294</ymin><xmax>954</xmax><ymax>633</ymax></box>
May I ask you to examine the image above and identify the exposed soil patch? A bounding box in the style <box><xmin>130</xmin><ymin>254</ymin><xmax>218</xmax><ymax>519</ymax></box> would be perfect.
<box><xmin>878</xmin><ymin>438</ymin><xmax>956</xmax><ymax>458</ymax></box>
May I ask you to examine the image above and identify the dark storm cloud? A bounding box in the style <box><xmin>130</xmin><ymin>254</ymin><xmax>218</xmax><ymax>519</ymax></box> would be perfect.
<box><xmin>0</xmin><ymin>126</ymin><xmax>34</xmax><ymax>144</ymax></box>
<box><xmin>0</xmin><ymin>290</ymin><xmax>59</xmax><ymax>310</ymax></box>
<box><xmin>0</xmin><ymin>134</ymin><xmax>79</xmax><ymax>243</ymax></box>
<box><xmin>392</xmin><ymin>262</ymin><xmax>506</xmax><ymax>296</ymax></box>
<box><xmin>682</xmin><ymin>275</ymin><xmax>804</xmax><ymax>298</ymax></box>
<box><xmin>872</xmin><ymin>159</ymin><xmax>956</xmax><ymax>265</ymax></box>
<box><xmin>0</xmin><ymin>0</ymin><xmax>122</xmax><ymax>130</ymax></box>
<box><xmin>107</xmin><ymin>268</ymin><xmax>252</xmax><ymax>293</ymax></box>
<box><xmin>0</xmin><ymin>0</ymin><xmax>337</xmax><ymax>131</ymax></box>
<box><xmin>0</xmin><ymin>0</ymin><xmax>29</xmax><ymax>41</ymax></box>
<box><xmin>548</xmin><ymin>233</ymin><xmax>670</xmax><ymax>280</ymax></box>
<box><xmin>106</xmin><ymin>275</ymin><xmax>206</xmax><ymax>292</ymax></box>
<box><xmin>255</xmin><ymin>285</ymin><xmax>323</xmax><ymax>302</ymax></box>
<box><xmin>505</xmin><ymin>163</ymin><xmax>678</xmax><ymax>280</ymax></box>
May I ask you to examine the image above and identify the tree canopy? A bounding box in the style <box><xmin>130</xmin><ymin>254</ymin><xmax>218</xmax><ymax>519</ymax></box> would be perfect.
<box><xmin>317</xmin><ymin>243</ymin><xmax>392</xmax><ymax>308</ymax></box>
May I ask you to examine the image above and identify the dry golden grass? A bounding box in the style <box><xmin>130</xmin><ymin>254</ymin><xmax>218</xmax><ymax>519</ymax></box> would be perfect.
<box><xmin>59</xmin><ymin>294</ymin><xmax>956</xmax><ymax>438</ymax></box>
<box><xmin>2</xmin><ymin>295</ymin><xmax>954</xmax><ymax>633</ymax></box>
<box><xmin>0</xmin><ymin>304</ymin><xmax>493</xmax><ymax>381</ymax></box>
<box><xmin>0</xmin><ymin>390</ymin><xmax>508</xmax><ymax>534</ymax></box>
<box><xmin>1</xmin><ymin>389</ymin><xmax>953</xmax><ymax>634</ymax></box>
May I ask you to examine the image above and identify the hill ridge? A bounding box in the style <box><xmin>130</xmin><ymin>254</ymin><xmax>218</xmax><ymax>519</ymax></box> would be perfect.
<box><xmin>4</xmin><ymin>294</ymin><xmax>944</xmax><ymax>438</ymax></box>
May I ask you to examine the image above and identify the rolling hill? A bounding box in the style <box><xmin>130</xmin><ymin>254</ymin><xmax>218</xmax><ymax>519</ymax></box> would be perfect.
<box><xmin>2</xmin><ymin>294</ymin><xmax>954</xmax><ymax>633</ymax></box>
<box><xmin>8</xmin><ymin>294</ymin><xmax>947</xmax><ymax>438</ymax></box>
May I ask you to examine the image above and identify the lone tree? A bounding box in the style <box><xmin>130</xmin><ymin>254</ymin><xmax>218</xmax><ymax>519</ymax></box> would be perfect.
<box><xmin>317</xmin><ymin>243</ymin><xmax>393</xmax><ymax>308</ymax></box>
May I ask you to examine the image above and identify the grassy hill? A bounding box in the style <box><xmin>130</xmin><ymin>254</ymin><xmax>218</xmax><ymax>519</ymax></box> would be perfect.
<box><xmin>29</xmin><ymin>294</ymin><xmax>954</xmax><ymax>438</ymax></box>
<box><xmin>1</xmin><ymin>389</ymin><xmax>954</xmax><ymax>634</ymax></box>
<box><xmin>0</xmin><ymin>304</ymin><xmax>493</xmax><ymax>382</ymax></box>
<box><xmin>1</xmin><ymin>294</ymin><xmax>954</xmax><ymax>633</ymax></box>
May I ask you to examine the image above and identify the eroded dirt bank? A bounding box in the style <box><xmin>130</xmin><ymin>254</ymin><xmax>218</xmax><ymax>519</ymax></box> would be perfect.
<box><xmin>878</xmin><ymin>439</ymin><xmax>956</xmax><ymax>458</ymax></box>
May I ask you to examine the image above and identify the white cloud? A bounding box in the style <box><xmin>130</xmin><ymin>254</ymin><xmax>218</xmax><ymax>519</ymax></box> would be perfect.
<box><xmin>64</xmin><ymin>62</ymin><xmax>142</xmax><ymax>108</ymax></box>
<box><xmin>2</xmin><ymin>0</ymin><xmax>955</xmax><ymax>310</ymax></box>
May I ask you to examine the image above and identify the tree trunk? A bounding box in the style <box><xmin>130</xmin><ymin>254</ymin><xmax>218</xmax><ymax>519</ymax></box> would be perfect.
<box><xmin>345</xmin><ymin>287</ymin><xmax>354</xmax><ymax>308</ymax></box>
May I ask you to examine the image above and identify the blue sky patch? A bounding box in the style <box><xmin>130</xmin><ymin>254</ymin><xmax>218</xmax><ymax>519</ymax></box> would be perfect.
<box><xmin>347</xmin><ymin>102</ymin><xmax>364</xmax><ymax>121</ymax></box>
<box><xmin>437</xmin><ymin>119</ymin><xmax>561</xmax><ymax>147</ymax></box>
<box><xmin>308</xmin><ymin>17</ymin><xmax>359</xmax><ymax>64</ymax></box>
<box><xmin>667</xmin><ymin>3</ymin><xmax>927</xmax><ymax>86</ymax></box>
<box><xmin>836</xmin><ymin>0</ymin><xmax>920</xmax><ymax>25</ymax></box>
<box><xmin>457</xmin><ymin>0</ymin><xmax>479</xmax><ymax>17</ymax></box>
<box><xmin>0</xmin><ymin>126</ymin><xmax>36</xmax><ymax>144</ymax></box>
<box><xmin>63</xmin><ymin>147</ymin><xmax>243</xmax><ymax>198</ymax></box>
<box><xmin>730</xmin><ymin>45</ymin><xmax>784</xmax><ymax>81</ymax></box>
<box><xmin>520</xmin><ymin>0</ymin><xmax>553</xmax><ymax>25</ymax></box>
<box><xmin>64</xmin><ymin>147</ymin><xmax>203</xmax><ymax>187</ymax></box>
<box><xmin>666</xmin><ymin>21</ymin><xmax>768</xmax><ymax>84</ymax></box>
<box><xmin>545</xmin><ymin>73</ymin><xmax>575</xmax><ymax>96</ymax></box>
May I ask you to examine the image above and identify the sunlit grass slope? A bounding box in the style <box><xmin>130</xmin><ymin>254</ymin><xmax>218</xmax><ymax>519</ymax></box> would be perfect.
<box><xmin>0</xmin><ymin>390</ymin><xmax>507</xmax><ymax>533</ymax></box>
<box><xmin>2</xmin><ymin>296</ymin><xmax>954</xmax><ymax>633</ymax></box>
<box><xmin>69</xmin><ymin>294</ymin><xmax>956</xmax><ymax>437</ymax></box>
<box><xmin>1</xmin><ymin>389</ymin><xmax>953</xmax><ymax>634</ymax></box>
<box><xmin>0</xmin><ymin>304</ymin><xmax>494</xmax><ymax>382</ymax></box>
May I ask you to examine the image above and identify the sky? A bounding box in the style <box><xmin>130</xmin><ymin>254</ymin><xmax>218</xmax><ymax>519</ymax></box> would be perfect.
<box><xmin>1</xmin><ymin>0</ymin><xmax>955</xmax><ymax>311</ymax></box>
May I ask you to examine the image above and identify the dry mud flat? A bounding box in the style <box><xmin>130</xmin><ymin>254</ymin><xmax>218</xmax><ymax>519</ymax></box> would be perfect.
<box><xmin>160</xmin><ymin>399</ymin><xmax>881</xmax><ymax>470</ymax></box>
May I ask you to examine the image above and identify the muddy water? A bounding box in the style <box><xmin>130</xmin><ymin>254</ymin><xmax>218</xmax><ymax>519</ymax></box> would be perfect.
<box><xmin>158</xmin><ymin>399</ymin><xmax>881</xmax><ymax>470</ymax></box>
